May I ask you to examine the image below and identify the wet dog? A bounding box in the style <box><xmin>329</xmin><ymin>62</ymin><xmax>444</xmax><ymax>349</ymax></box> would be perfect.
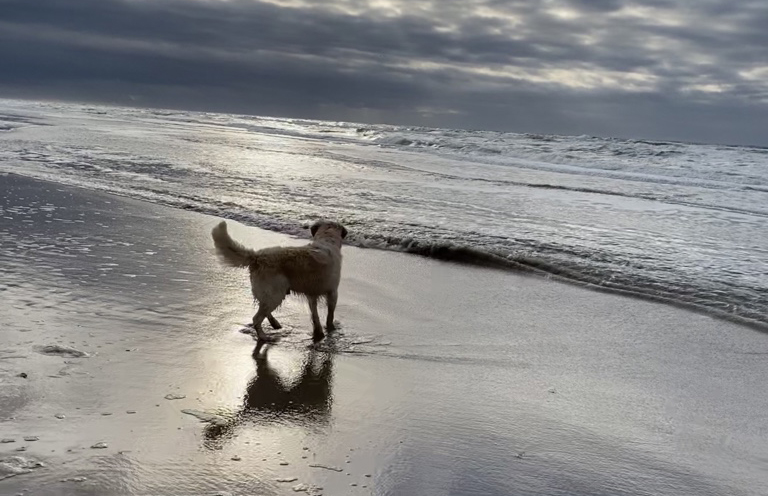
<box><xmin>211</xmin><ymin>220</ymin><xmax>347</xmax><ymax>341</ymax></box>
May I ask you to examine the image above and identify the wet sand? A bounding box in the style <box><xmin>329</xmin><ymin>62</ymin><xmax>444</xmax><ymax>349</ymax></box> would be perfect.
<box><xmin>1</xmin><ymin>173</ymin><xmax>767</xmax><ymax>496</ymax></box>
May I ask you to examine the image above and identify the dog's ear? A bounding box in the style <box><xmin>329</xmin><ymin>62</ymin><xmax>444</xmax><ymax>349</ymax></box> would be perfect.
<box><xmin>310</xmin><ymin>222</ymin><xmax>320</xmax><ymax>237</ymax></box>
<box><xmin>341</xmin><ymin>226</ymin><xmax>348</xmax><ymax>239</ymax></box>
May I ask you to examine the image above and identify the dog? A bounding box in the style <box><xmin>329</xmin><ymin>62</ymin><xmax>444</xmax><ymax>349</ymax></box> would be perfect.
<box><xmin>211</xmin><ymin>220</ymin><xmax>347</xmax><ymax>342</ymax></box>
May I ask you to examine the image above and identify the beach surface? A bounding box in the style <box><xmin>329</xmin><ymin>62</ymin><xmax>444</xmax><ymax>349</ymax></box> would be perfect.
<box><xmin>1</xmin><ymin>173</ymin><xmax>767</xmax><ymax>496</ymax></box>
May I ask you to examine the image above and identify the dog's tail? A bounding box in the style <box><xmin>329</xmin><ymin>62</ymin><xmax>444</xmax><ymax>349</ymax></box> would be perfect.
<box><xmin>211</xmin><ymin>221</ymin><xmax>259</xmax><ymax>268</ymax></box>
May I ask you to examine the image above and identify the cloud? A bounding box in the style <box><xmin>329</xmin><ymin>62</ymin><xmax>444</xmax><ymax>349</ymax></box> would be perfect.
<box><xmin>1</xmin><ymin>0</ymin><xmax>767</xmax><ymax>144</ymax></box>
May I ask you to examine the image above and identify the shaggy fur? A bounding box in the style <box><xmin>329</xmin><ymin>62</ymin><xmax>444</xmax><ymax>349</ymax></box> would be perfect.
<box><xmin>211</xmin><ymin>220</ymin><xmax>347</xmax><ymax>341</ymax></box>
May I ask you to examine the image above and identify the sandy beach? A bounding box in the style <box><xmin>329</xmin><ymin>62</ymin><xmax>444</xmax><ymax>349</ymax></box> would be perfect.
<box><xmin>2</xmin><ymin>173</ymin><xmax>767</xmax><ymax>496</ymax></box>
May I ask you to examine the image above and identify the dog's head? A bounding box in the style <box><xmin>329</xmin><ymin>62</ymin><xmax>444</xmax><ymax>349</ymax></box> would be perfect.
<box><xmin>310</xmin><ymin>220</ymin><xmax>348</xmax><ymax>244</ymax></box>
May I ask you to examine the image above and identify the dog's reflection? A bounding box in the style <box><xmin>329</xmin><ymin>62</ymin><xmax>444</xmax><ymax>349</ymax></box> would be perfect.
<box><xmin>203</xmin><ymin>343</ymin><xmax>334</xmax><ymax>446</ymax></box>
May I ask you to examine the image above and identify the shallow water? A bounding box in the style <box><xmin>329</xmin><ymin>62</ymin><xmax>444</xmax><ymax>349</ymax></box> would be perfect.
<box><xmin>1</xmin><ymin>98</ymin><xmax>766</xmax><ymax>329</ymax></box>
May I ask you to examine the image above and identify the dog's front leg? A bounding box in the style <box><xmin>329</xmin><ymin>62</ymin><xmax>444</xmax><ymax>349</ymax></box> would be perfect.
<box><xmin>307</xmin><ymin>296</ymin><xmax>324</xmax><ymax>341</ymax></box>
<box><xmin>325</xmin><ymin>290</ymin><xmax>338</xmax><ymax>332</ymax></box>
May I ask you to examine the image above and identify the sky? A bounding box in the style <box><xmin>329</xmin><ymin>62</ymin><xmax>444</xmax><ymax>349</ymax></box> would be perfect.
<box><xmin>1</xmin><ymin>0</ymin><xmax>767</xmax><ymax>145</ymax></box>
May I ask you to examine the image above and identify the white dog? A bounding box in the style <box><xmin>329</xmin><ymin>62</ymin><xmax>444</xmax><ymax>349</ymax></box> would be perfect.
<box><xmin>211</xmin><ymin>220</ymin><xmax>347</xmax><ymax>341</ymax></box>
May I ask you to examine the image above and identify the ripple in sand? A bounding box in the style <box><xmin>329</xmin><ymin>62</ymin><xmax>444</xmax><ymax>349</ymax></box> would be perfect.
<box><xmin>0</xmin><ymin>456</ymin><xmax>44</xmax><ymax>481</ymax></box>
<box><xmin>181</xmin><ymin>409</ymin><xmax>227</xmax><ymax>426</ymax></box>
<box><xmin>308</xmin><ymin>463</ymin><xmax>343</xmax><ymax>472</ymax></box>
<box><xmin>61</xmin><ymin>476</ymin><xmax>87</xmax><ymax>483</ymax></box>
<box><xmin>292</xmin><ymin>483</ymin><xmax>323</xmax><ymax>495</ymax></box>
<box><xmin>33</xmin><ymin>345</ymin><xmax>89</xmax><ymax>358</ymax></box>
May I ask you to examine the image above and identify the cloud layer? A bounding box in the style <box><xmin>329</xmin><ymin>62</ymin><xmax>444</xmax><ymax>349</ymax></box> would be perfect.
<box><xmin>1</xmin><ymin>0</ymin><xmax>767</xmax><ymax>144</ymax></box>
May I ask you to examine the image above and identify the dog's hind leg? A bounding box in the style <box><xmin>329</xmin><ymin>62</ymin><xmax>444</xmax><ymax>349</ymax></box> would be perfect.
<box><xmin>325</xmin><ymin>290</ymin><xmax>338</xmax><ymax>332</ymax></box>
<box><xmin>252</xmin><ymin>303</ymin><xmax>281</xmax><ymax>342</ymax></box>
<box><xmin>253</xmin><ymin>298</ymin><xmax>283</xmax><ymax>341</ymax></box>
<box><xmin>250</xmin><ymin>273</ymin><xmax>288</xmax><ymax>339</ymax></box>
<box><xmin>266</xmin><ymin>313</ymin><xmax>282</xmax><ymax>330</ymax></box>
<box><xmin>307</xmin><ymin>296</ymin><xmax>324</xmax><ymax>342</ymax></box>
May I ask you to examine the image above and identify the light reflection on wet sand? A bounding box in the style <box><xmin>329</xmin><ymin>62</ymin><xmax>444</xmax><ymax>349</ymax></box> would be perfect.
<box><xmin>2</xmin><ymin>174</ymin><xmax>768</xmax><ymax>496</ymax></box>
<box><xmin>201</xmin><ymin>344</ymin><xmax>335</xmax><ymax>449</ymax></box>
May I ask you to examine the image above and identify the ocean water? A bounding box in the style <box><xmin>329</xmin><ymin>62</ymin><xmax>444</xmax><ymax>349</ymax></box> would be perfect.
<box><xmin>1</xmin><ymin>98</ymin><xmax>766</xmax><ymax>329</ymax></box>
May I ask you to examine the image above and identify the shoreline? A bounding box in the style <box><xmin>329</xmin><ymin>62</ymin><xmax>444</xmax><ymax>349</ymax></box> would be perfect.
<box><xmin>2</xmin><ymin>173</ymin><xmax>767</xmax><ymax>495</ymax></box>
<box><xmin>2</xmin><ymin>170</ymin><xmax>765</xmax><ymax>335</ymax></box>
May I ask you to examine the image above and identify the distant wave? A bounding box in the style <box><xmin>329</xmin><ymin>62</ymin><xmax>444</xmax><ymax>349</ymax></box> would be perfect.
<box><xmin>363</xmin><ymin>127</ymin><xmax>768</xmax><ymax>191</ymax></box>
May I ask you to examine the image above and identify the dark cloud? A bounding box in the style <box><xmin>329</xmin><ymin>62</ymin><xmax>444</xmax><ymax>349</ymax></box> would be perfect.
<box><xmin>0</xmin><ymin>0</ymin><xmax>766</xmax><ymax>145</ymax></box>
<box><xmin>565</xmin><ymin>0</ymin><xmax>625</xmax><ymax>12</ymax></box>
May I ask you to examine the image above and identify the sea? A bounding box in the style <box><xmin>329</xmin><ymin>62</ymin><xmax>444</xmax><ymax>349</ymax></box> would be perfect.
<box><xmin>1</xmin><ymin>98</ymin><xmax>766</xmax><ymax>329</ymax></box>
